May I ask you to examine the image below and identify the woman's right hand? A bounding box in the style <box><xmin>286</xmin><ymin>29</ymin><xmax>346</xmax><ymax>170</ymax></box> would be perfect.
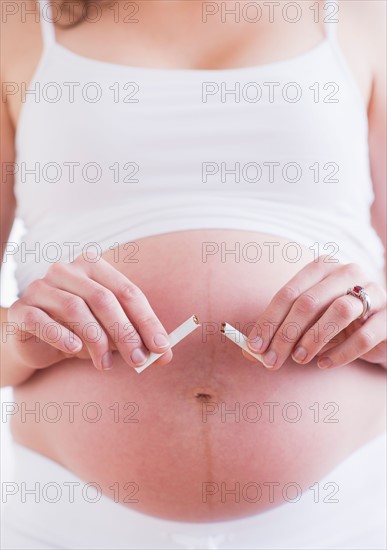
<box><xmin>6</xmin><ymin>255</ymin><xmax>173</xmax><ymax>371</ymax></box>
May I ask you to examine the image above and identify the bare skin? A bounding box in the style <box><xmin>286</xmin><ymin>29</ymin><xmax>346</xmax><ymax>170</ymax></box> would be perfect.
<box><xmin>1</xmin><ymin>0</ymin><xmax>386</xmax><ymax>521</ymax></box>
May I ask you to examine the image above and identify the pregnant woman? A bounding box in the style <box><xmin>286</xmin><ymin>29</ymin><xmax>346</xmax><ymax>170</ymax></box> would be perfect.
<box><xmin>1</xmin><ymin>0</ymin><xmax>386</xmax><ymax>548</ymax></box>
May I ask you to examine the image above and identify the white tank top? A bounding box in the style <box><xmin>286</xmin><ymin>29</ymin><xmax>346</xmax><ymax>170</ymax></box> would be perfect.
<box><xmin>12</xmin><ymin>0</ymin><xmax>385</xmax><ymax>293</ymax></box>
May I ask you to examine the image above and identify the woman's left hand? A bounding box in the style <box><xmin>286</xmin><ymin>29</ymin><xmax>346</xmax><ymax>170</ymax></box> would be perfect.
<box><xmin>245</xmin><ymin>255</ymin><xmax>387</xmax><ymax>370</ymax></box>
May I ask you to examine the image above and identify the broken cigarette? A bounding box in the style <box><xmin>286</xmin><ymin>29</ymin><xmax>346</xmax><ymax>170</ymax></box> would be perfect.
<box><xmin>135</xmin><ymin>315</ymin><xmax>201</xmax><ymax>374</ymax></box>
<box><xmin>221</xmin><ymin>322</ymin><xmax>265</xmax><ymax>362</ymax></box>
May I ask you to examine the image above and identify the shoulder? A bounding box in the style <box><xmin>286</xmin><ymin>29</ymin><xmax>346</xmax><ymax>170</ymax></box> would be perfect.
<box><xmin>1</xmin><ymin>0</ymin><xmax>44</xmax><ymax>79</ymax></box>
<box><xmin>331</xmin><ymin>1</ymin><xmax>385</xmax><ymax>108</ymax></box>
<box><xmin>1</xmin><ymin>0</ymin><xmax>44</xmax><ymax>126</ymax></box>
<box><xmin>338</xmin><ymin>1</ymin><xmax>385</xmax><ymax>63</ymax></box>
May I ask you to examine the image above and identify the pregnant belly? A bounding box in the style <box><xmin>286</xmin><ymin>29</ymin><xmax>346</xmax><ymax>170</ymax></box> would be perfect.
<box><xmin>12</xmin><ymin>230</ymin><xmax>386</xmax><ymax>521</ymax></box>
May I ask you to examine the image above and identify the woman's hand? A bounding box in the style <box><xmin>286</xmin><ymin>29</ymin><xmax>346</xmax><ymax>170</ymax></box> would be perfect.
<box><xmin>245</xmin><ymin>256</ymin><xmax>387</xmax><ymax>370</ymax></box>
<box><xmin>6</xmin><ymin>255</ymin><xmax>172</xmax><ymax>372</ymax></box>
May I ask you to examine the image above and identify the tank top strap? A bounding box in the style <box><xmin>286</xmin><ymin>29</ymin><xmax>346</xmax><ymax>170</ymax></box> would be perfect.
<box><xmin>39</xmin><ymin>0</ymin><xmax>56</xmax><ymax>49</ymax></box>
<box><xmin>323</xmin><ymin>0</ymin><xmax>339</xmax><ymax>41</ymax></box>
<box><xmin>322</xmin><ymin>0</ymin><xmax>366</xmax><ymax>113</ymax></box>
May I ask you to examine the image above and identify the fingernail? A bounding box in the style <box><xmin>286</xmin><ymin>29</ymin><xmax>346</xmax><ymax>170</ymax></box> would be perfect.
<box><xmin>248</xmin><ymin>336</ymin><xmax>264</xmax><ymax>352</ymax></box>
<box><xmin>65</xmin><ymin>338</ymin><xmax>82</xmax><ymax>352</ymax></box>
<box><xmin>153</xmin><ymin>333</ymin><xmax>170</xmax><ymax>348</ymax></box>
<box><xmin>131</xmin><ymin>348</ymin><xmax>148</xmax><ymax>366</ymax></box>
<box><xmin>263</xmin><ymin>350</ymin><xmax>277</xmax><ymax>368</ymax></box>
<box><xmin>292</xmin><ymin>346</ymin><xmax>307</xmax><ymax>363</ymax></box>
<box><xmin>318</xmin><ymin>357</ymin><xmax>332</xmax><ymax>369</ymax></box>
<box><xmin>102</xmin><ymin>351</ymin><xmax>113</xmax><ymax>370</ymax></box>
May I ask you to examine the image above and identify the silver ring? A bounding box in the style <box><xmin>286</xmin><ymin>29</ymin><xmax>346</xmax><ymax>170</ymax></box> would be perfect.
<box><xmin>346</xmin><ymin>285</ymin><xmax>371</xmax><ymax>319</ymax></box>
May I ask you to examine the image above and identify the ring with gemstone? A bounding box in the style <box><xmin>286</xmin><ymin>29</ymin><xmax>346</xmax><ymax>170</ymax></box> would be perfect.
<box><xmin>346</xmin><ymin>285</ymin><xmax>371</xmax><ymax>320</ymax></box>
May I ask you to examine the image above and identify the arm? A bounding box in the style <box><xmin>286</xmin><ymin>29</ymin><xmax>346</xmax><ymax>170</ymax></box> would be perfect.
<box><xmin>0</xmin><ymin>51</ymin><xmax>37</xmax><ymax>387</ymax></box>
<box><xmin>244</xmin><ymin>2</ymin><xmax>387</xmax><ymax>371</ymax></box>
<box><xmin>0</xmin><ymin>3</ymin><xmax>78</xmax><ymax>387</ymax></box>
<box><xmin>367</xmin><ymin>2</ymin><xmax>386</xmax><ymax>276</ymax></box>
<box><xmin>0</xmin><ymin>6</ymin><xmax>173</xmax><ymax>389</ymax></box>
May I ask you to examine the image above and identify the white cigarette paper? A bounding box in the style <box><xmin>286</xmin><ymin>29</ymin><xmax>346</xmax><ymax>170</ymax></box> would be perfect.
<box><xmin>135</xmin><ymin>315</ymin><xmax>201</xmax><ymax>374</ymax></box>
<box><xmin>221</xmin><ymin>322</ymin><xmax>265</xmax><ymax>362</ymax></box>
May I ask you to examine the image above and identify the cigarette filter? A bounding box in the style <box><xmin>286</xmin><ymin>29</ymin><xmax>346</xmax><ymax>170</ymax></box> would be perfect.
<box><xmin>135</xmin><ymin>315</ymin><xmax>200</xmax><ymax>374</ymax></box>
<box><xmin>221</xmin><ymin>322</ymin><xmax>265</xmax><ymax>363</ymax></box>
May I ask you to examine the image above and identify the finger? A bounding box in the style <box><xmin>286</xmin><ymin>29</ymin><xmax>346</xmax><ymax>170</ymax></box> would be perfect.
<box><xmin>9</xmin><ymin>302</ymin><xmax>83</xmax><ymax>354</ymax></box>
<box><xmin>246</xmin><ymin>255</ymin><xmax>342</xmax><ymax>356</ymax></box>
<box><xmin>45</xmin><ymin>262</ymin><xmax>149</xmax><ymax>368</ymax></box>
<box><xmin>355</xmin><ymin>344</ymin><xmax>387</xmax><ymax>367</ymax></box>
<box><xmin>259</xmin><ymin>270</ymin><xmax>360</xmax><ymax>370</ymax></box>
<box><xmin>315</xmin><ymin>310</ymin><xmax>386</xmax><ymax>369</ymax></box>
<box><xmin>24</xmin><ymin>279</ymin><xmax>111</xmax><ymax>371</ymax></box>
<box><xmin>74</xmin><ymin>257</ymin><xmax>171</xmax><ymax>354</ymax></box>
<box><xmin>292</xmin><ymin>282</ymin><xmax>385</xmax><ymax>365</ymax></box>
<box><xmin>58</xmin><ymin>273</ymin><xmax>150</xmax><ymax>369</ymax></box>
